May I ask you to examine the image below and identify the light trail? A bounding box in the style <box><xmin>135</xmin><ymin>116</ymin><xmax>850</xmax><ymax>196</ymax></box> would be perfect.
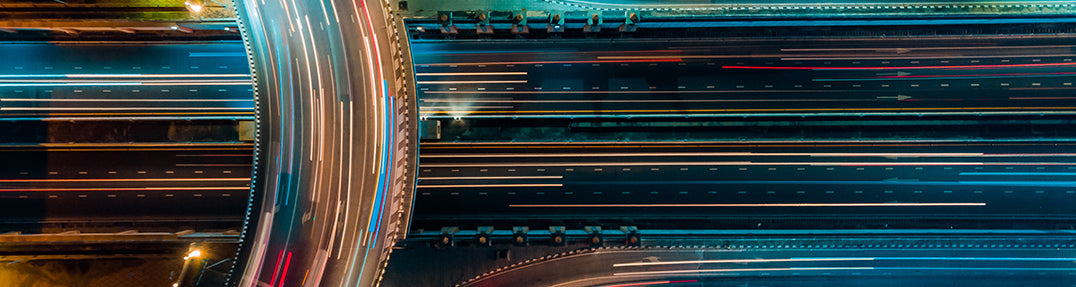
<box><xmin>604</xmin><ymin>280</ymin><xmax>699</xmax><ymax>287</ymax></box>
<box><xmin>420</xmin><ymin>152</ymin><xmax>991</xmax><ymax>158</ymax></box>
<box><xmin>418</xmin><ymin>161</ymin><xmax>1070</xmax><ymax>168</ymax></box>
<box><xmin>1</xmin><ymin>99</ymin><xmax>252</xmax><ymax>102</ymax></box>
<box><xmin>420</xmin><ymin>140</ymin><xmax>1076</xmax><ymax>148</ymax></box>
<box><xmin>417</xmin><ymin>111</ymin><xmax>1076</xmax><ymax>119</ymax></box>
<box><xmin>614</xmin><ymin>267</ymin><xmax>1076</xmax><ymax>277</ymax></box>
<box><xmin>613</xmin><ymin>267</ymin><xmax>875</xmax><ymax>276</ymax></box>
<box><xmin>0</xmin><ymin>73</ymin><xmax>251</xmax><ymax>78</ymax></box>
<box><xmin>415</xmin><ymin>72</ymin><xmax>528</xmax><ymax>76</ymax></box>
<box><xmin>0</xmin><ymin>79</ymin><xmax>250</xmax><ymax>83</ymax></box>
<box><xmin>615</xmin><ymin>257</ymin><xmax>1076</xmax><ymax>267</ymax></box>
<box><xmin>421</xmin><ymin>58</ymin><xmax>682</xmax><ymax>66</ymax></box>
<box><xmin>510</xmin><ymin>203</ymin><xmax>986</xmax><ymax>208</ymax></box>
<box><xmin>1</xmin><ymin>107</ymin><xmax>255</xmax><ymax>111</ymax></box>
<box><xmin>598</xmin><ymin>54</ymin><xmax>1076</xmax><ymax>61</ymax></box>
<box><xmin>422</xmin><ymin>90</ymin><xmax>870</xmax><ymax>95</ymax></box>
<box><xmin>417</xmin><ymin>183</ymin><xmax>563</xmax><ymax>188</ymax></box>
<box><xmin>0</xmin><ymin>178</ymin><xmax>251</xmax><ymax>183</ymax></box>
<box><xmin>416</xmin><ymin>80</ymin><xmax>528</xmax><ymax>84</ymax></box>
<box><xmin>0</xmin><ymin>81</ymin><xmax>251</xmax><ymax>87</ymax></box>
<box><xmin>418</xmin><ymin>106</ymin><xmax>1076</xmax><ymax>116</ymax></box>
<box><xmin>0</xmin><ymin>186</ymin><xmax>250</xmax><ymax>192</ymax></box>
<box><xmin>816</xmin><ymin>71</ymin><xmax>1076</xmax><ymax>81</ymax></box>
<box><xmin>615</xmin><ymin>258</ymin><xmax>876</xmax><ymax>267</ymax></box>
<box><xmin>781</xmin><ymin>45</ymin><xmax>1076</xmax><ymax>52</ymax></box>
<box><xmin>420</xmin><ymin>105</ymin><xmax>514</xmax><ymax>109</ymax></box>
<box><xmin>421</xmin><ymin>98</ymin><xmax>883</xmax><ymax>103</ymax></box>
<box><xmin>723</xmin><ymin>62</ymin><xmax>1076</xmax><ymax>70</ymax></box>
<box><xmin>418</xmin><ymin>176</ymin><xmax>564</xmax><ymax>180</ymax></box>
<box><xmin>781</xmin><ymin>54</ymin><xmax>1076</xmax><ymax>60</ymax></box>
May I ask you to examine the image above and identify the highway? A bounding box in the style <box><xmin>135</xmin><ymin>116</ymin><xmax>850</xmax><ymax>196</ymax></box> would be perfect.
<box><xmin>0</xmin><ymin>143</ymin><xmax>251</xmax><ymax>233</ymax></box>
<box><xmin>412</xmin><ymin>35</ymin><xmax>1076</xmax><ymax>119</ymax></box>
<box><xmin>460</xmin><ymin>246</ymin><xmax>1076</xmax><ymax>287</ymax></box>
<box><xmin>413</xmin><ymin>140</ymin><xmax>1076</xmax><ymax>230</ymax></box>
<box><xmin>0</xmin><ymin>41</ymin><xmax>253</xmax><ymax>120</ymax></box>
<box><xmin>228</xmin><ymin>0</ymin><xmax>412</xmax><ymax>285</ymax></box>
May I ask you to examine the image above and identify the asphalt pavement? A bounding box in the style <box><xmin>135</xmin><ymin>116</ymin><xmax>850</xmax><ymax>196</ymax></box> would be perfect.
<box><xmin>0</xmin><ymin>41</ymin><xmax>253</xmax><ymax>120</ymax></box>
<box><xmin>412</xmin><ymin>35</ymin><xmax>1076</xmax><ymax>119</ymax></box>
<box><xmin>462</xmin><ymin>247</ymin><xmax>1076</xmax><ymax>287</ymax></box>
<box><xmin>228</xmin><ymin>0</ymin><xmax>410</xmax><ymax>285</ymax></box>
<box><xmin>0</xmin><ymin>143</ymin><xmax>252</xmax><ymax>233</ymax></box>
<box><xmin>413</xmin><ymin>140</ymin><xmax>1076</xmax><ymax>230</ymax></box>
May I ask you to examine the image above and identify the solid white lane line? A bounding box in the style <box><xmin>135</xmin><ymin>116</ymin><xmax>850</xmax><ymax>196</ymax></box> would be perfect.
<box><xmin>420</xmin><ymin>106</ymin><xmax>514</xmax><ymax>109</ymax></box>
<box><xmin>614</xmin><ymin>267</ymin><xmax>874</xmax><ymax>276</ymax></box>
<box><xmin>782</xmin><ymin>54</ymin><xmax>1076</xmax><ymax>61</ymax></box>
<box><xmin>511</xmin><ymin>203</ymin><xmax>986</xmax><ymax>208</ymax></box>
<box><xmin>416</xmin><ymin>72</ymin><xmax>528</xmax><ymax>76</ymax></box>
<box><xmin>418</xmin><ymin>176</ymin><xmax>563</xmax><ymax>180</ymax></box>
<box><xmin>420</xmin><ymin>152</ymin><xmax>990</xmax><ymax>158</ymax></box>
<box><xmin>0</xmin><ymin>186</ymin><xmax>251</xmax><ymax>191</ymax></box>
<box><xmin>0</xmin><ymin>178</ymin><xmax>251</xmax><ymax>182</ymax></box>
<box><xmin>614</xmin><ymin>258</ymin><xmax>876</xmax><ymax>267</ymax></box>
<box><xmin>1</xmin><ymin>107</ymin><xmax>254</xmax><ymax>111</ymax></box>
<box><xmin>416</xmin><ymin>80</ymin><xmax>527</xmax><ymax>84</ymax></box>
<box><xmin>782</xmin><ymin>45</ymin><xmax>1076</xmax><ymax>52</ymax></box>
<box><xmin>0</xmin><ymin>73</ymin><xmax>251</xmax><ymax>78</ymax></box>
<box><xmin>2</xmin><ymin>99</ymin><xmax>251</xmax><ymax>102</ymax></box>
<box><xmin>417</xmin><ymin>183</ymin><xmax>562</xmax><ymax>188</ymax></box>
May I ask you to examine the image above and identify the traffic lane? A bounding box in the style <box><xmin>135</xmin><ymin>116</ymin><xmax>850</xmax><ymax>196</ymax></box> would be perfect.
<box><xmin>415</xmin><ymin>63</ymin><xmax>1076</xmax><ymax>118</ymax></box>
<box><xmin>0</xmin><ymin>42</ymin><xmax>253</xmax><ymax>119</ymax></box>
<box><xmin>0</xmin><ymin>145</ymin><xmax>251</xmax><ymax>231</ymax></box>
<box><xmin>465</xmin><ymin>248</ymin><xmax>1076</xmax><ymax>287</ymax></box>
<box><xmin>417</xmin><ymin>141</ymin><xmax>1076</xmax><ymax>181</ymax></box>
<box><xmin>418</xmin><ymin>140</ymin><xmax>1076</xmax><ymax>155</ymax></box>
<box><xmin>230</xmin><ymin>0</ymin><xmax>399</xmax><ymax>285</ymax></box>
<box><xmin>409</xmin><ymin>36</ymin><xmax>1076</xmax><ymax>66</ymax></box>
<box><xmin>416</xmin><ymin>82</ymin><xmax>1076</xmax><ymax>119</ymax></box>
<box><xmin>0</xmin><ymin>42</ymin><xmax>250</xmax><ymax>75</ymax></box>
<box><xmin>413</xmin><ymin>176</ymin><xmax>1075</xmax><ymax>217</ymax></box>
<box><xmin>0</xmin><ymin>80</ymin><xmax>255</xmax><ymax>119</ymax></box>
<box><xmin>416</xmin><ymin>62</ymin><xmax>1076</xmax><ymax>95</ymax></box>
<box><xmin>411</xmin><ymin>38</ymin><xmax>1076</xmax><ymax>73</ymax></box>
<box><xmin>419</xmin><ymin>159</ymin><xmax>1076</xmax><ymax>181</ymax></box>
<box><xmin>414</xmin><ymin>142</ymin><xmax>1076</xmax><ymax>219</ymax></box>
<box><xmin>413</xmin><ymin>37</ymin><xmax>1076</xmax><ymax>118</ymax></box>
<box><xmin>0</xmin><ymin>186</ymin><xmax>246</xmax><ymax>220</ymax></box>
<box><xmin>0</xmin><ymin>145</ymin><xmax>253</xmax><ymax>180</ymax></box>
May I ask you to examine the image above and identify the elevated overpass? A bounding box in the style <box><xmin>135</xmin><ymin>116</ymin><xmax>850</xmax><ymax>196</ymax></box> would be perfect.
<box><xmin>8</xmin><ymin>0</ymin><xmax>1076</xmax><ymax>286</ymax></box>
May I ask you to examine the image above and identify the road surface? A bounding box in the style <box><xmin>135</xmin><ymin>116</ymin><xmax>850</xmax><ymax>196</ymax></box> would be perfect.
<box><xmin>228</xmin><ymin>0</ymin><xmax>412</xmax><ymax>285</ymax></box>
<box><xmin>414</xmin><ymin>140</ymin><xmax>1076</xmax><ymax>230</ymax></box>
<box><xmin>461</xmin><ymin>246</ymin><xmax>1076</xmax><ymax>287</ymax></box>
<box><xmin>412</xmin><ymin>35</ymin><xmax>1076</xmax><ymax>119</ymax></box>
<box><xmin>0</xmin><ymin>42</ymin><xmax>253</xmax><ymax>120</ymax></box>
<box><xmin>0</xmin><ymin>143</ymin><xmax>251</xmax><ymax>233</ymax></box>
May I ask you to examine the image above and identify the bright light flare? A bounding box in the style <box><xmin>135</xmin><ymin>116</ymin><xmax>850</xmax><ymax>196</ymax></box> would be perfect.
<box><xmin>184</xmin><ymin>1</ymin><xmax>203</xmax><ymax>13</ymax></box>
<box><xmin>184</xmin><ymin>249</ymin><xmax>202</xmax><ymax>260</ymax></box>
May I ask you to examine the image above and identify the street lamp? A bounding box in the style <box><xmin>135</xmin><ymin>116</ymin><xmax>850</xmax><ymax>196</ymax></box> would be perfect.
<box><xmin>184</xmin><ymin>1</ymin><xmax>203</xmax><ymax>13</ymax></box>
<box><xmin>184</xmin><ymin>249</ymin><xmax>202</xmax><ymax>260</ymax></box>
<box><xmin>174</xmin><ymin>246</ymin><xmax>203</xmax><ymax>287</ymax></box>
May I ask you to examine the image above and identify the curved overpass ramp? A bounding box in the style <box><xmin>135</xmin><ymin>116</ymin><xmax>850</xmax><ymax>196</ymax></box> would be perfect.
<box><xmin>226</xmin><ymin>0</ymin><xmax>416</xmax><ymax>286</ymax></box>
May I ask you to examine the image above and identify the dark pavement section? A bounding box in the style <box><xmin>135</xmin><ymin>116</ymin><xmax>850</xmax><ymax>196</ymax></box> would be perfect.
<box><xmin>412</xmin><ymin>36</ymin><xmax>1076</xmax><ymax>119</ymax></box>
<box><xmin>385</xmin><ymin>234</ymin><xmax>1076</xmax><ymax>287</ymax></box>
<box><xmin>413</xmin><ymin>141</ymin><xmax>1076</xmax><ymax>231</ymax></box>
<box><xmin>0</xmin><ymin>144</ymin><xmax>252</xmax><ymax>233</ymax></box>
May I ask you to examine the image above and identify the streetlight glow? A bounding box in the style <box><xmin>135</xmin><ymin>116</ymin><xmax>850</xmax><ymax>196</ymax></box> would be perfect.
<box><xmin>184</xmin><ymin>1</ymin><xmax>203</xmax><ymax>13</ymax></box>
<box><xmin>184</xmin><ymin>249</ymin><xmax>202</xmax><ymax>260</ymax></box>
